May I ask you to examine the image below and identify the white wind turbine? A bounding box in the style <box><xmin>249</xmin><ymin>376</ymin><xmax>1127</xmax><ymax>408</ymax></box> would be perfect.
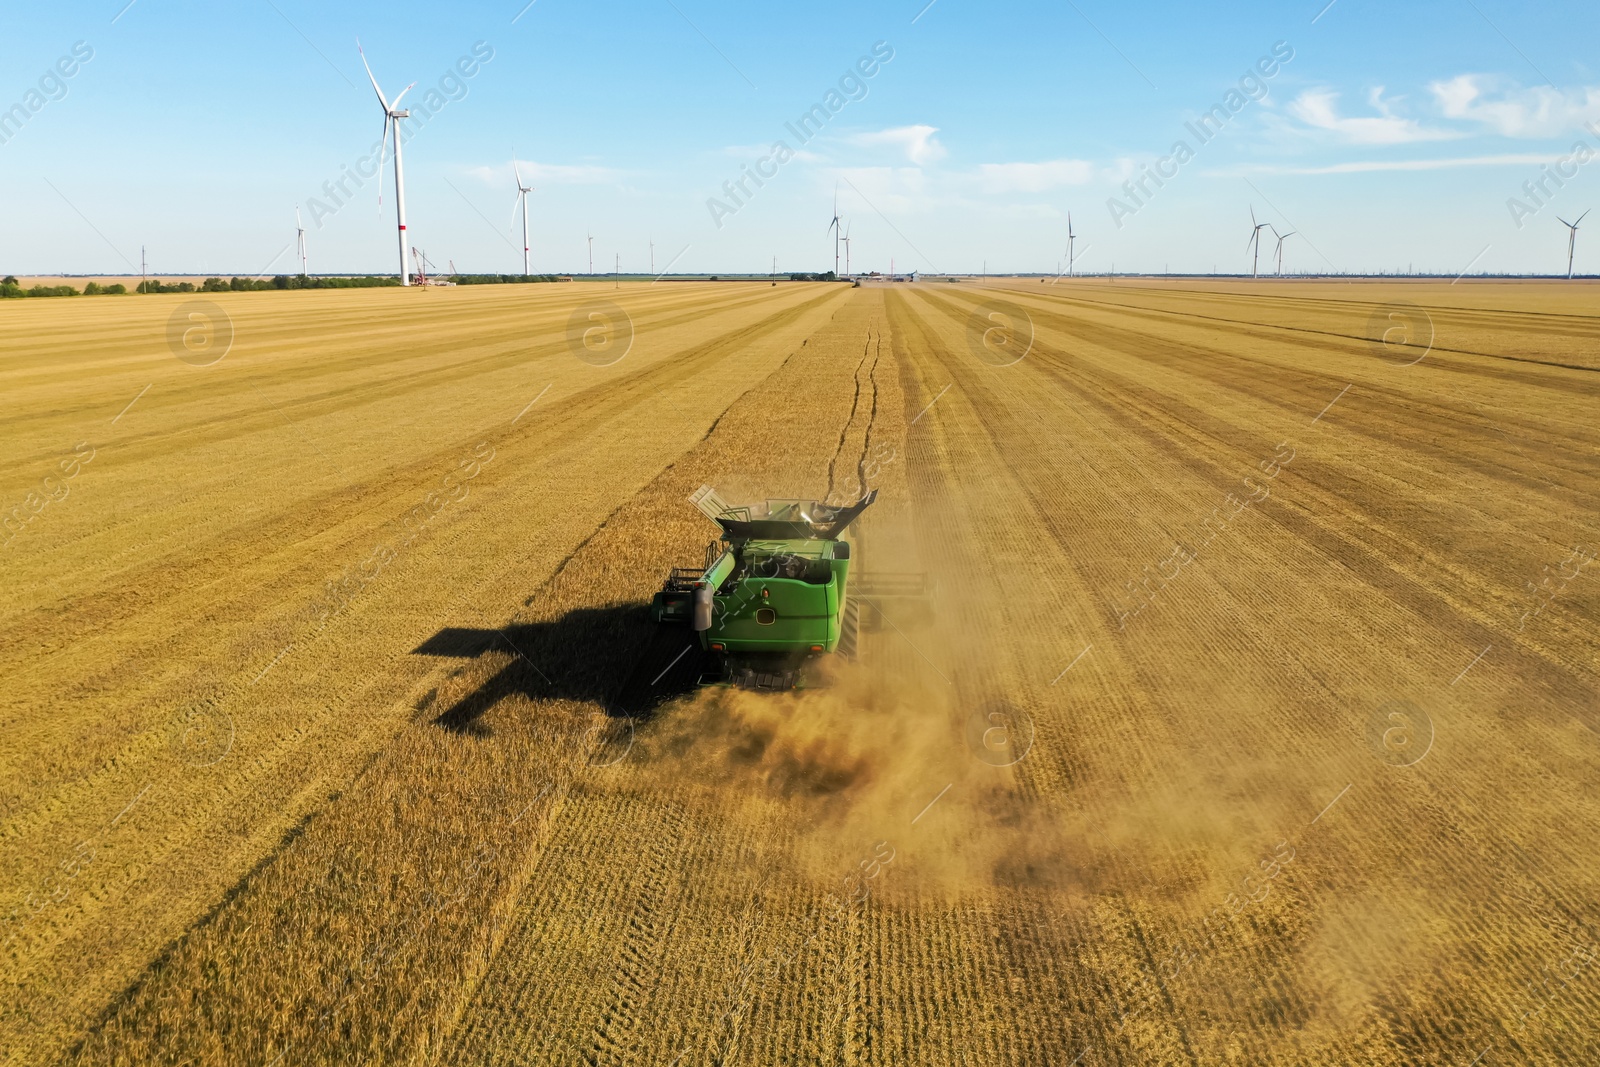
<box><xmin>512</xmin><ymin>158</ymin><xmax>534</xmax><ymax>276</ymax></box>
<box><xmin>1271</xmin><ymin>225</ymin><xmax>1295</xmax><ymax>277</ymax></box>
<box><xmin>295</xmin><ymin>207</ymin><xmax>307</xmax><ymax>276</ymax></box>
<box><xmin>358</xmin><ymin>42</ymin><xmax>416</xmax><ymax>286</ymax></box>
<box><xmin>1558</xmin><ymin>210</ymin><xmax>1589</xmax><ymax>279</ymax></box>
<box><xmin>587</xmin><ymin>231</ymin><xmax>594</xmax><ymax>275</ymax></box>
<box><xmin>842</xmin><ymin>221</ymin><xmax>852</xmax><ymax>276</ymax></box>
<box><xmin>827</xmin><ymin>184</ymin><xmax>842</xmax><ymax>276</ymax></box>
<box><xmin>1066</xmin><ymin>212</ymin><xmax>1076</xmax><ymax>276</ymax></box>
<box><xmin>1246</xmin><ymin>206</ymin><xmax>1271</xmax><ymax>279</ymax></box>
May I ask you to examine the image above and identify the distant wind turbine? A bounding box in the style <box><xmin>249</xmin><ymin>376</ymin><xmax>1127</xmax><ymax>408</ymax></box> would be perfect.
<box><xmin>358</xmin><ymin>42</ymin><xmax>416</xmax><ymax>286</ymax></box>
<box><xmin>827</xmin><ymin>184</ymin><xmax>842</xmax><ymax>276</ymax></box>
<box><xmin>587</xmin><ymin>231</ymin><xmax>594</xmax><ymax>275</ymax></box>
<box><xmin>1066</xmin><ymin>212</ymin><xmax>1076</xmax><ymax>276</ymax></box>
<box><xmin>1557</xmin><ymin>210</ymin><xmax>1589</xmax><ymax>279</ymax></box>
<box><xmin>1271</xmin><ymin>225</ymin><xmax>1295</xmax><ymax>277</ymax></box>
<box><xmin>842</xmin><ymin>221</ymin><xmax>852</xmax><ymax>276</ymax></box>
<box><xmin>649</xmin><ymin>238</ymin><xmax>655</xmax><ymax>275</ymax></box>
<box><xmin>1246</xmin><ymin>206</ymin><xmax>1271</xmax><ymax>279</ymax></box>
<box><xmin>512</xmin><ymin>158</ymin><xmax>534</xmax><ymax>276</ymax></box>
<box><xmin>295</xmin><ymin>207</ymin><xmax>307</xmax><ymax>276</ymax></box>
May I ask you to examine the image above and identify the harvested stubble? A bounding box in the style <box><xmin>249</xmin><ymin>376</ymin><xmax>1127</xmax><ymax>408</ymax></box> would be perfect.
<box><xmin>4</xmin><ymin>278</ymin><xmax>1598</xmax><ymax>1066</ymax></box>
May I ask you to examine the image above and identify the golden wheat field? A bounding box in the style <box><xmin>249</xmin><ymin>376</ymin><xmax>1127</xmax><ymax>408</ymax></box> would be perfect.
<box><xmin>2</xmin><ymin>278</ymin><xmax>1597</xmax><ymax>1066</ymax></box>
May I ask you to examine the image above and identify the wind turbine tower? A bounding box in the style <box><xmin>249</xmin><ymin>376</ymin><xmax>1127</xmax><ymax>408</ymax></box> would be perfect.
<box><xmin>359</xmin><ymin>42</ymin><xmax>417</xmax><ymax>286</ymax></box>
<box><xmin>1067</xmin><ymin>212</ymin><xmax>1076</xmax><ymax>276</ymax></box>
<box><xmin>1271</xmin><ymin>225</ymin><xmax>1295</xmax><ymax>277</ymax></box>
<box><xmin>295</xmin><ymin>207</ymin><xmax>307</xmax><ymax>276</ymax></box>
<box><xmin>512</xmin><ymin>158</ymin><xmax>534</xmax><ymax>275</ymax></box>
<box><xmin>828</xmin><ymin>185</ymin><xmax>842</xmax><ymax>276</ymax></box>
<box><xmin>1558</xmin><ymin>211</ymin><xmax>1589</xmax><ymax>279</ymax></box>
<box><xmin>1246</xmin><ymin>207</ymin><xmax>1271</xmax><ymax>279</ymax></box>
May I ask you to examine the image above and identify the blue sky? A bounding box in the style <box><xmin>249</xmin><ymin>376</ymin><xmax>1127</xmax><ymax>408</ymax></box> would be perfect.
<box><xmin>4</xmin><ymin>0</ymin><xmax>1600</xmax><ymax>276</ymax></box>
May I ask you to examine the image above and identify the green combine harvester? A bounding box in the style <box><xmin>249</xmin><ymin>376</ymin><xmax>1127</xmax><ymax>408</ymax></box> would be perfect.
<box><xmin>646</xmin><ymin>485</ymin><xmax>924</xmax><ymax>691</ymax></box>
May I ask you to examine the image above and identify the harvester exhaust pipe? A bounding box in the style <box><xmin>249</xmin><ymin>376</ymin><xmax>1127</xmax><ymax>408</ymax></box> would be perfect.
<box><xmin>692</xmin><ymin>584</ymin><xmax>714</xmax><ymax>631</ymax></box>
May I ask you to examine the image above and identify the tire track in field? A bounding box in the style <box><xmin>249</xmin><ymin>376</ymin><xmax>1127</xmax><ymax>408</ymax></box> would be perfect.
<box><xmin>583</xmin><ymin>802</ymin><xmax>689</xmax><ymax>1067</ymax></box>
<box><xmin>826</xmin><ymin>324</ymin><xmax>882</xmax><ymax>505</ymax></box>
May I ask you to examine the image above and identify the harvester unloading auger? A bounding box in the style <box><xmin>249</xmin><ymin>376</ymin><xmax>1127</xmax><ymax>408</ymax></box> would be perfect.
<box><xmin>644</xmin><ymin>485</ymin><xmax>929</xmax><ymax>691</ymax></box>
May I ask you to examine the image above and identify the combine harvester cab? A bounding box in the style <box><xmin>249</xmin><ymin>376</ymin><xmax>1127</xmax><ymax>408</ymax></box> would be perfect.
<box><xmin>649</xmin><ymin>485</ymin><xmax>926</xmax><ymax>691</ymax></box>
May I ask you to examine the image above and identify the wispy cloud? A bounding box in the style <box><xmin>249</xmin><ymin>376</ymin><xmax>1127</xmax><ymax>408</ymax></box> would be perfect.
<box><xmin>465</xmin><ymin>161</ymin><xmax>623</xmax><ymax>185</ymax></box>
<box><xmin>1211</xmin><ymin>153</ymin><xmax>1553</xmax><ymax>176</ymax></box>
<box><xmin>1288</xmin><ymin>88</ymin><xmax>1458</xmax><ymax>144</ymax></box>
<box><xmin>1430</xmin><ymin>75</ymin><xmax>1600</xmax><ymax>137</ymax></box>
<box><xmin>849</xmin><ymin>125</ymin><xmax>947</xmax><ymax>165</ymax></box>
<box><xmin>717</xmin><ymin>143</ymin><xmax>823</xmax><ymax>163</ymax></box>
<box><xmin>974</xmin><ymin>159</ymin><xmax>1098</xmax><ymax>192</ymax></box>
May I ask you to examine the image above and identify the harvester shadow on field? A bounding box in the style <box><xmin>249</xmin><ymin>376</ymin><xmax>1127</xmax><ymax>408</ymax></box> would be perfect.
<box><xmin>413</xmin><ymin>604</ymin><xmax>704</xmax><ymax>733</ymax></box>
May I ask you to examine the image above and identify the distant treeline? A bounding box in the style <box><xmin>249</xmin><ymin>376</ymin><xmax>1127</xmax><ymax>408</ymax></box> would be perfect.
<box><xmin>4</xmin><ymin>271</ymin><xmax>845</xmax><ymax>299</ymax></box>
<box><xmin>2</xmin><ymin>276</ymin><xmax>127</xmax><ymax>298</ymax></box>
<box><xmin>0</xmin><ymin>274</ymin><xmax>407</xmax><ymax>297</ymax></box>
<box><xmin>195</xmin><ymin>275</ymin><xmax>402</xmax><ymax>292</ymax></box>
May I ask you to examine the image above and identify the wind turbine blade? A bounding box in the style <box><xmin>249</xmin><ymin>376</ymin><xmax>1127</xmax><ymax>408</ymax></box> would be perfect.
<box><xmin>356</xmin><ymin>41</ymin><xmax>390</xmax><ymax>110</ymax></box>
<box><xmin>375</xmin><ymin>116</ymin><xmax>390</xmax><ymax>211</ymax></box>
<box><xmin>1577</xmin><ymin>209</ymin><xmax>1591</xmax><ymax>225</ymax></box>
<box><xmin>513</xmin><ymin>158</ymin><xmax>523</xmax><ymax>187</ymax></box>
<box><xmin>1557</xmin><ymin>216</ymin><xmax>1573</xmax><ymax>228</ymax></box>
<box><xmin>391</xmin><ymin>82</ymin><xmax>416</xmax><ymax>109</ymax></box>
<box><xmin>1250</xmin><ymin>205</ymin><xmax>1257</xmax><ymax>226</ymax></box>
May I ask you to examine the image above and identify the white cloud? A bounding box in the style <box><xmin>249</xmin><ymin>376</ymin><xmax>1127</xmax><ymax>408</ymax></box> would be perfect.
<box><xmin>717</xmin><ymin>143</ymin><xmax>823</xmax><ymax>163</ymax></box>
<box><xmin>974</xmin><ymin>159</ymin><xmax>1097</xmax><ymax>193</ymax></box>
<box><xmin>1430</xmin><ymin>75</ymin><xmax>1600</xmax><ymax>137</ymax></box>
<box><xmin>849</xmin><ymin>125</ymin><xmax>947</xmax><ymax>165</ymax></box>
<box><xmin>1210</xmin><ymin>153</ymin><xmax>1552</xmax><ymax>176</ymax></box>
<box><xmin>1288</xmin><ymin>88</ymin><xmax>1458</xmax><ymax>144</ymax></box>
<box><xmin>465</xmin><ymin>161</ymin><xmax>622</xmax><ymax>185</ymax></box>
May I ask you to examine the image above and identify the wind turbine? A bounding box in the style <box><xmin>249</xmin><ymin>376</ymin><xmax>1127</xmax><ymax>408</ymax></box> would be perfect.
<box><xmin>827</xmin><ymin>184</ymin><xmax>841</xmax><ymax>276</ymax></box>
<box><xmin>358</xmin><ymin>42</ymin><xmax>416</xmax><ymax>286</ymax></box>
<box><xmin>1066</xmin><ymin>212</ymin><xmax>1076</xmax><ymax>276</ymax></box>
<box><xmin>649</xmin><ymin>238</ymin><xmax>655</xmax><ymax>275</ymax></box>
<box><xmin>1246</xmin><ymin>206</ymin><xmax>1271</xmax><ymax>279</ymax></box>
<box><xmin>842</xmin><ymin>222</ymin><xmax>852</xmax><ymax>276</ymax></box>
<box><xmin>512</xmin><ymin>158</ymin><xmax>534</xmax><ymax>276</ymax></box>
<box><xmin>295</xmin><ymin>207</ymin><xmax>307</xmax><ymax>276</ymax></box>
<box><xmin>587</xmin><ymin>231</ymin><xmax>594</xmax><ymax>275</ymax></box>
<box><xmin>1557</xmin><ymin>211</ymin><xmax>1589</xmax><ymax>279</ymax></box>
<box><xmin>1271</xmin><ymin>225</ymin><xmax>1295</xmax><ymax>277</ymax></box>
